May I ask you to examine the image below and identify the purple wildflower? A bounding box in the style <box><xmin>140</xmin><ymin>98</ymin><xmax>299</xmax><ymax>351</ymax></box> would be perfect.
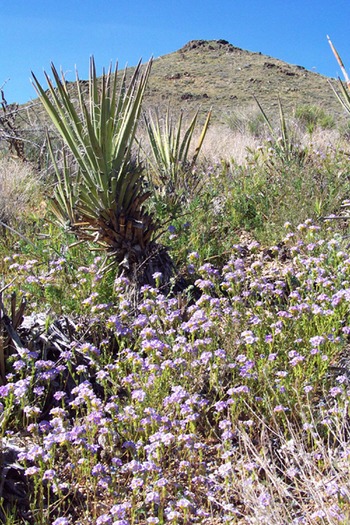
<box><xmin>96</xmin><ymin>515</ymin><xmax>112</xmax><ymax>525</ymax></box>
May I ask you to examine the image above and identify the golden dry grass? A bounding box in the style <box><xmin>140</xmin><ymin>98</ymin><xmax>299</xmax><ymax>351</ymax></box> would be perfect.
<box><xmin>0</xmin><ymin>157</ymin><xmax>42</xmax><ymax>226</ymax></box>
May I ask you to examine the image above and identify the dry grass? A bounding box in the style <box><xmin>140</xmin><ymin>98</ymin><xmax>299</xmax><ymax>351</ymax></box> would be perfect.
<box><xmin>200</xmin><ymin>125</ymin><xmax>260</xmax><ymax>165</ymax></box>
<box><xmin>300</xmin><ymin>127</ymin><xmax>342</xmax><ymax>151</ymax></box>
<box><xmin>0</xmin><ymin>157</ymin><xmax>42</xmax><ymax>226</ymax></box>
<box><xmin>225</xmin><ymin>412</ymin><xmax>350</xmax><ymax>524</ymax></box>
<box><xmin>197</xmin><ymin>123</ymin><xmax>344</xmax><ymax>167</ymax></box>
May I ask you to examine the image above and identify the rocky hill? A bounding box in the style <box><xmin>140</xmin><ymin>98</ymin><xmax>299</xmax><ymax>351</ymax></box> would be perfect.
<box><xmin>141</xmin><ymin>39</ymin><xmax>344</xmax><ymax>124</ymax></box>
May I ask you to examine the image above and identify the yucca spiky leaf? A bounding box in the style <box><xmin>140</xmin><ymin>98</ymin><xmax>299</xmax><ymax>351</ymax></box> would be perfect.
<box><xmin>327</xmin><ymin>36</ymin><xmax>350</xmax><ymax>116</ymax></box>
<box><xmin>32</xmin><ymin>58</ymin><xmax>152</xmax><ymax>212</ymax></box>
<box><xmin>192</xmin><ymin>110</ymin><xmax>211</xmax><ymax>164</ymax></box>
<box><xmin>254</xmin><ymin>96</ymin><xmax>274</xmax><ymax>136</ymax></box>
<box><xmin>327</xmin><ymin>35</ymin><xmax>350</xmax><ymax>88</ymax></box>
<box><xmin>47</xmin><ymin>139</ymin><xmax>78</xmax><ymax>227</ymax></box>
<box><xmin>331</xmin><ymin>79</ymin><xmax>350</xmax><ymax>115</ymax></box>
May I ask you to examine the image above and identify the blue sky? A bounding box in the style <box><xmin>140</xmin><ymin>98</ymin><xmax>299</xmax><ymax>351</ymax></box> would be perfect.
<box><xmin>2</xmin><ymin>0</ymin><xmax>350</xmax><ymax>104</ymax></box>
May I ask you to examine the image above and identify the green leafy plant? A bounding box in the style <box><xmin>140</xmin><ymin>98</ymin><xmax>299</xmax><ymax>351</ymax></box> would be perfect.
<box><xmin>32</xmin><ymin>58</ymin><xmax>174</xmax><ymax>287</ymax></box>
<box><xmin>225</xmin><ymin>107</ymin><xmax>266</xmax><ymax>138</ymax></box>
<box><xmin>144</xmin><ymin>108</ymin><xmax>211</xmax><ymax>215</ymax></box>
<box><xmin>295</xmin><ymin>104</ymin><xmax>335</xmax><ymax>134</ymax></box>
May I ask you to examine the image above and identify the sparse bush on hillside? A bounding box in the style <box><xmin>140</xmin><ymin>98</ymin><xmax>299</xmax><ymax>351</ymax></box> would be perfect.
<box><xmin>295</xmin><ymin>104</ymin><xmax>335</xmax><ymax>133</ymax></box>
<box><xmin>225</xmin><ymin>106</ymin><xmax>267</xmax><ymax>138</ymax></box>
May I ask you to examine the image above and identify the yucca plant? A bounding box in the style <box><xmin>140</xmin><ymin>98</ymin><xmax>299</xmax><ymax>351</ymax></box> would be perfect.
<box><xmin>327</xmin><ymin>37</ymin><xmax>350</xmax><ymax>223</ymax></box>
<box><xmin>332</xmin><ymin>83</ymin><xmax>350</xmax><ymax>117</ymax></box>
<box><xmin>327</xmin><ymin>35</ymin><xmax>350</xmax><ymax>116</ymax></box>
<box><xmin>144</xmin><ymin>108</ymin><xmax>211</xmax><ymax>215</ymax></box>
<box><xmin>254</xmin><ymin>97</ymin><xmax>306</xmax><ymax>169</ymax></box>
<box><xmin>32</xmin><ymin>58</ymin><xmax>175</xmax><ymax>288</ymax></box>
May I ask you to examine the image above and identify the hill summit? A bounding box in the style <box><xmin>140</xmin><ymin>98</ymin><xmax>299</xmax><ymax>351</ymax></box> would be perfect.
<box><xmin>142</xmin><ymin>39</ymin><xmax>342</xmax><ymax>123</ymax></box>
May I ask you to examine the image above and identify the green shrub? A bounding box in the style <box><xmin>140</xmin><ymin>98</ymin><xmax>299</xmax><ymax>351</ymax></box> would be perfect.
<box><xmin>295</xmin><ymin>104</ymin><xmax>335</xmax><ymax>133</ymax></box>
<box><xmin>225</xmin><ymin>107</ymin><xmax>267</xmax><ymax>138</ymax></box>
<box><xmin>164</xmin><ymin>141</ymin><xmax>350</xmax><ymax>265</ymax></box>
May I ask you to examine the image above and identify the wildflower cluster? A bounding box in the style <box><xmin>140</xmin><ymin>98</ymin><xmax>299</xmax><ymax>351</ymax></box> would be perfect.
<box><xmin>1</xmin><ymin>221</ymin><xmax>350</xmax><ymax>523</ymax></box>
